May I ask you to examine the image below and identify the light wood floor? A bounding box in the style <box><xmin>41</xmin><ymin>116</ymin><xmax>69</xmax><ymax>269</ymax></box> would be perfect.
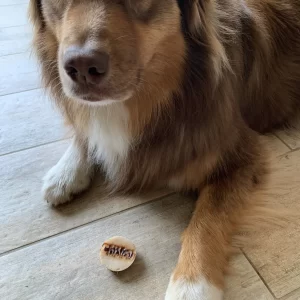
<box><xmin>1</xmin><ymin>2</ymin><xmax>300</xmax><ymax>300</ymax></box>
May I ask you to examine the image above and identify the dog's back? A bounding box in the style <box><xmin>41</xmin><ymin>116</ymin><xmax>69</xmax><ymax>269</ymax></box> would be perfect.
<box><xmin>240</xmin><ymin>0</ymin><xmax>300</xmax><ymax>132</ymax></box>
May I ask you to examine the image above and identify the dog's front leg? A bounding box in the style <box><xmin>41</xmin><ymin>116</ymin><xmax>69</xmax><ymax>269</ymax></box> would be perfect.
<box><xmin>165</xmin><ymin>163</ymin><xmax>263</xmax><ymax>300</ymax></box>
<box><xmin>42</xmin><ymin>137</ymin><xmax>94</xmax><ymax>206</ymax></box>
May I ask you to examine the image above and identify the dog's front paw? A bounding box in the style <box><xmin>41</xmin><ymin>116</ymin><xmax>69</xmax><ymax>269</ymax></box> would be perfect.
<box><xmin>42</xmin><ymin>143</ymin><xmax>93</xmax><ymax>207</ymax></box>
<box><xmin>42</xmin><ymin>162</ymin><xmax>91</xmax><ymax>206</ymax></box>
<box><xmin>42</xmin><ymin>160</ymin><xmax>92</xmax><ymax>206</ymax></box>
<box><xmin>165</xmin><ymin>276</ymin><xmax>223</xmax><ymax>300</ymax></box>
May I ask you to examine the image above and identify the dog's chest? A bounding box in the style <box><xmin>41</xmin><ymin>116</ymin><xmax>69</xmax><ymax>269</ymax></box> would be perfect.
<box><xmin>85</xmin><ymin>104</ymin><xmax>131</xmax><ymax>178</ymax></box>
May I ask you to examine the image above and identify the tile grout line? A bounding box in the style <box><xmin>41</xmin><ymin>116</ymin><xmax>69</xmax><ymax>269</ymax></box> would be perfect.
<box><xmin>241</xmin><ymin>248</ymin><xmax>277</xmax><ymax>299</ymax></box>
<box><xmin>0</xmin><ymin>23</ymin><xmax>29</xmax><ymax>28</ymax></box>
<box><xmin>0</xmin><ymin>192</ymin><xmax>175</xmax><ymax>258</ymax></box>
<box><xmin>0</xmin><ymin>51</ymin><xmax>32</xmax><ymax>58</ymax></box>
<box><xmin>278</xmin><ymin>286</ymin><xmax>300</xmax><ymax>300</ymax></box>
<box><xmin>0</xmin><ymin>4</ymin><xmax>28</xmax><ymax>8</ymax></box>
<box><xmin>273</xmin><ymin>133</ymin><xmax>293</xmax><ymax>151</ymax></box>
<box><xmin>0</xmin><ymin>24</ymin><xmax>28</xmax><ymax>29</ymax></box>
<box><xmin>278</xmin><ymin>147</ymin><xmax>300</xmax><ymax>157</ymax></box>
<box><xmin>0</xmin><ymin>87</ymin><xmax>42</xmax><ymax>98</ymax></box>
<box><xmin>0</xmin><ymin>137</ymin><xmax>71</xmax><ymax>158</ymax></box>
<box><xmin>0</xmin><ymin>23</ymin><xmax>29</xmax><ymax>30</ymax></box>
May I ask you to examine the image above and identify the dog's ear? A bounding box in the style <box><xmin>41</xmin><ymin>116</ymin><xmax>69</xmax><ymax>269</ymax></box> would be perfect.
<box><xmin>180</xmin><ymin>0</ymin><xmax>231</xmax><ymax>77</ymax></box>
<box><xmin>28</xmin><ymin>0</ymin><xmax>44</xmax><ymax>31</ymax></box>
<box><xmin>179</xmin><ymin>0</ymin><xmax>208</xmax><ymax>36</ymax></box>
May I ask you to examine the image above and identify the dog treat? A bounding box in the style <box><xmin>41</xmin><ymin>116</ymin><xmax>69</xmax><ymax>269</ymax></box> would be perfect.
<box><xmin>100</xmin><ymin>236</ymin><xmax>137</xmax><ymax>272</ymax></box>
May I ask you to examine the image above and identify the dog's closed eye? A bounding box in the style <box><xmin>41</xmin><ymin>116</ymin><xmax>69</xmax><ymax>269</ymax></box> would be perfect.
<box><xmin>125</xmin><ymin>0</ymin><xmax>157</xmax><ymax>21</ymax></box>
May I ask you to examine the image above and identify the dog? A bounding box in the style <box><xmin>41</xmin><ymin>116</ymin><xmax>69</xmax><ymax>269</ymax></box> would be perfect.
<box><xmin>29</xmin><ymin>0</ymin><xmax>300</xmax><ymax>299</ymax></box>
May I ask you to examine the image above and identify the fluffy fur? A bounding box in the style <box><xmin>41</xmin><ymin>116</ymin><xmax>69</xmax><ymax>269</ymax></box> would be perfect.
<box><xmin>29</xmin><ymin>0</ymin><xmax>300</xmax><ymax>299</ymax></box>
<box><xmin>166</xmin><ymin>276</ymin><xmax>223</xmax><ymax>300</ymax></box>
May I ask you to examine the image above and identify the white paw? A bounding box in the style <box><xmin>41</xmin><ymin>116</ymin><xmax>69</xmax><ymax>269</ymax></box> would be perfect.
<box><xmin>42</xmin><ymin>163</ymin><xmax>91</xmax><ymax>206</ymax></box>
<box><xmin>42</xmin><ymin>143</ymin><xmax>92</xmax><ymax>206</ymax></box>
<box><xmin>165</xmin><ymin>276</ymin><xmax>223</xmax><ymax>300</ymax></box>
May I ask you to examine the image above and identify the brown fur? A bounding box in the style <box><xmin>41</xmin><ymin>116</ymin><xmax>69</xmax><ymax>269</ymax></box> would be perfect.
<box><xmin>29</xmin><ymin>0</ymin><xmax>300</xmax><ymax>296</ymax></box>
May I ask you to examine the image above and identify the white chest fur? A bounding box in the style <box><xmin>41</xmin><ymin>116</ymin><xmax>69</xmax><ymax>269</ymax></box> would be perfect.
<box><xmin>85</xmin><ymin>103</ymin><xmax>131</xmax><ymax>178</ymax></box>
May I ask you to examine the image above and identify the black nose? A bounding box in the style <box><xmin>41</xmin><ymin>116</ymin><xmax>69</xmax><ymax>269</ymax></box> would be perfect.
<box><xmin>63</xmin><ymin>47</ymin><xmax>109</xmax><ymax>85</ymax></box>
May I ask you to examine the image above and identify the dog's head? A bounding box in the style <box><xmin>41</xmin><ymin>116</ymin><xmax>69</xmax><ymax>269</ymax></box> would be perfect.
<box><xmin>29</xmin><ymin>0</ymin><xmax>207</xmax><ymax>106</ymax></box>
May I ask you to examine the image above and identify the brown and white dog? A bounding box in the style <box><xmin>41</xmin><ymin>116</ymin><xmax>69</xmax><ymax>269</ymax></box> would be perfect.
<box><xmin>29</xmin><ymin>0</ymin><xmax>300</xmax><ymax>299</ymax></box>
